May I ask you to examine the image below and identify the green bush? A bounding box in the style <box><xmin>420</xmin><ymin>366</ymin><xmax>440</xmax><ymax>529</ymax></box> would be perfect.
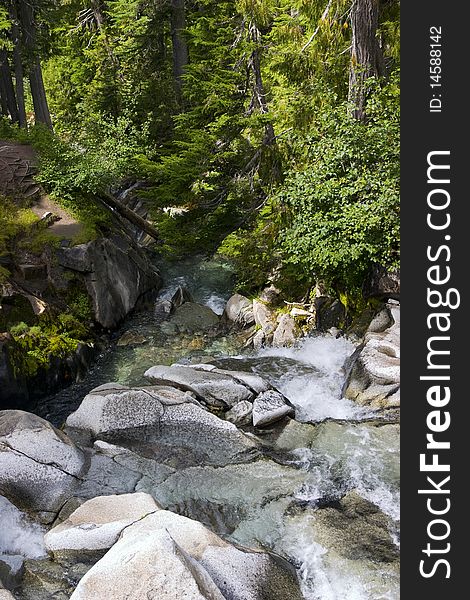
<box><xmin>8</xmin><ymin>314</ymin><xmax>92</xmax><ymax>377</ymax></box>
<box><xmin>220</xmin><ymin>76</ymin><xmax>400</xmax><ymax>296</ymax></box>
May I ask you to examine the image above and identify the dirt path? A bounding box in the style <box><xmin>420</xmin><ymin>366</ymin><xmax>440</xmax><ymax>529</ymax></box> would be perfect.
<box><xmin>30</xmin><ymin>196</ymin><xmax>84</xmax><ymax>240</ymax></box>
<box><xmin>0</xmin><ymin>140</ymin><xmax>83</xmax><ymax>241</ymax></box>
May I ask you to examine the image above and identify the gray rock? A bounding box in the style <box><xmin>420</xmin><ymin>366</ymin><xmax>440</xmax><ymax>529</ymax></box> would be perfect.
<box><xmin>170</xmin><ymin>285</ymin><xmax>193</xmax><ymax>308</ymax></box>
<box><xmin>0</xmin><ymin>411</ymin><xmax>85</xmax><ymax>514</ymax></box>
<box><xmin>66</xmin><ymin>384</ymin><xmax>257</xmax><ymax>469</ymax></box>
<box><xmin>273</xmin><ymin>314</ymin><xmax>300</xmax><ymax>347</ymax></box>
<box><xmin>65</xmin><ymin>386</ymin><xmax>168</xmax><ymax>437</ymax></box>
<box><xmin>76</xmin><ymin>452</ymin><xmax>142</xmax><ymax>499</ymax></box>
<box><xmin>154</xmin><ymin>299</ymin><xmax>172</xmax><ymax>321</ymax></box>
<box><xmin>58</xmin><ymin>237</ymin><xmax>161</xmax><ymax>329</ymax></box>
<box><xmin>144</xmin><ymin>365</ymin><xmax>254</xmax><ymax>408</ymax></box>
<box><xmin>343</xmin><ymin>305</ymin><xmax>400</xmax><ymax>409</ymax></box>
<box><xmin>363</xmin><ymin>265</ymin><xmax>400</xmax><ymax>301</ymax></box>
<box><xmin>252</xmin><ymin>329</ymin><xmax>266</xmax><ymax>350</ymax></box>
<box><xmin>225</xmin><ymin>401</ymin><xmax>253</xmax><ymax>426</ymax></box>
<box><xmin>367</xmin><ymin>307</ymin><xmax>394</xmax><ymax>333</ymax></box>
<box><xmin>223</xmin><ymin>294</ymin><xmax>255</xmax><ymax>327</ymax></box>
<box><xmin>56</xmin><ymin>244</ymin><xmax>92</xmax><ymax>273</ymax></box>
<box><xmin>69</xmin><ymin>508</ymin><xmax>303</xmax><ymax>600</ymax></box>
<box><xmin>44</xmin><ymin>493</ymin><xmax>160</xmax><ymax>555</ymax></box>
<box><xmin>190</xmin><ymin>365</ymin><xmax>271</xmax><ymax>395</ymax></box>
<box><xmin>252</xmin><ymin>391</ymin><xmax>294</xmax><ymax>427</ymax></box>
<box><xmin>154</xmin><ymin>403</ymin><xmax>259</xmax><ymax>467</ymax></box>
<box><xmin>171</xmin><ymin>302</ymin><xmax>219</xmax><ymax>333</ymax></box>
<box><xmin>253</xmin><ymin>300</ymin><xmax>277</xmax><ymax>335</ymax></box>
<box><xmin>93</xmin><ymin>440</ymin><xmax>175</xmax><ymax>483</ymax></box>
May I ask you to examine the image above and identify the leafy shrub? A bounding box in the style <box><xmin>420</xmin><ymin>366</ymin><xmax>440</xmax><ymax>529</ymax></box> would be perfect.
<box><xmin>220</xmin><ymin>76</ymin><xmax>400</xmax><ymax>295</ymax></box>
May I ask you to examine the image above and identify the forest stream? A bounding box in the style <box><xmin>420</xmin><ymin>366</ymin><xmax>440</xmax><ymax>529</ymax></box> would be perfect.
<box><xmin>1</xmin><ymin>256</ymin><xmax>400</xmax><ymax>600</ymax></box>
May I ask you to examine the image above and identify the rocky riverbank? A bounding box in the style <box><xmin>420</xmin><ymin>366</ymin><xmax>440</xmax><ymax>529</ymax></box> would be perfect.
<box><xmin>0</xmin><ymin>143</ymin><xmax>162</xmax><ymax>409</ymax></box>
<box><xmin>0</xmin><ymin>291</ymin><xmax>400</xmax><ymax>599</ymax></box>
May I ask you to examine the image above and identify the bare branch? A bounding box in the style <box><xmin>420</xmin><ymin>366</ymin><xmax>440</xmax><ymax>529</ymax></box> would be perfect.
<box><xmin>300</xmin><ymin>0</ymin><xmax>333</xmax><ymax>53</ymax></box>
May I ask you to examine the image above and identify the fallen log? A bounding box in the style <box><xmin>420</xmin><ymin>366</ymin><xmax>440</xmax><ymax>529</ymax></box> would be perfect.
<box><xmin>98</xmin><ymin>191</ymin><xmax>161</xmax><ymax>242</ymax></box>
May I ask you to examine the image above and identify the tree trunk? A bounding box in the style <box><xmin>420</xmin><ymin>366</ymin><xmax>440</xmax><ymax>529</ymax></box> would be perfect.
<box><xmin>0</xmin><ymin>49</ymin><xmax>19</xmax><ymax>123</ymax></box>
<box><xmin>0</xmin><ymin>72</ymin><xmax>9</xmax><ymax>116</ymax></box>
<box><xmin>29</xmin><ymin>61</ymin><xmax>52</xmax><ymax>129</ymax></box>
<box><xmin>348</xmin><ymin>0</ymin><xmax>384</xmax><ymax>121</ymax></box>
<box><xmin>248</xmin><ymin>25</ymin><xmax>281</xmax><ymax>182</ymax></box>
<box><xmin>17</xmin><ymin>0</ymin><xmax>53</xmax><ymax>129</ymax></box>
<box><xmin>98</xmin><ymin>192</ymin><xmax>162</xmax><ymax>242</ymax></box>
<box><xmin>171</xmin><ymin>0</ymin><xmax>189</xmax><ymax>93</ymax></box>
<box><xmin>9</xmin><ymin>1</ymin><xmax>27</xmax><ymax>128</ymax></box>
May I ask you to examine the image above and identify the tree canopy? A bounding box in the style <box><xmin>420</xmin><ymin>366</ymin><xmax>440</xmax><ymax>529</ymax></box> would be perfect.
<box><xmin>1</xmin><ymin>0</ymin><xmax>400</xmax><ymax>298</ymax></box>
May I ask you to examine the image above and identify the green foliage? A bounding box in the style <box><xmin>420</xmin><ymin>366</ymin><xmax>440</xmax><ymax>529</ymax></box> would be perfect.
<box><xmin>9</xmin><ymin>313</ymin><xmax>90</xmax><ymax>377</ymax></box>
<box><xmin>278</xmin><ymin>78</ymin><xmax>399</xmax><ymax>291</ymax></box>
<box><xmin>220</xmin><ymin>74</ymin><xmax>400</xmax><ymax>294</ymax></box>
<box><xmin>5</xmin><ymin>0</ymin><xmax>400</xmax><ymax>303</ymax></box>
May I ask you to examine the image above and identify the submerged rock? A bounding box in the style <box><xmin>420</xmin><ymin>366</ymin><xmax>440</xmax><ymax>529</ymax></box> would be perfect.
<box><xmin>309</xmin><ymin>491</ymin><xmax>399</xmax><ymax>563</ymax></box>
<box><xmin>171</xmin><ymin>302</ymin><xmax>219</xmax><ymax>334</ymax></box>
<box><xmin>69</xmin><ymin>504</ymin><xmax>304</xmax><ymax>600</ymax></box>
<box><xmin>116</xmin><ymin>331</ymin><xmax>147</xmax><ymax>347</ymax></box>
<box><xmin>0</xmin><ymin>411</ymin><xmax>85</xmax><ymax>516</ymax></box>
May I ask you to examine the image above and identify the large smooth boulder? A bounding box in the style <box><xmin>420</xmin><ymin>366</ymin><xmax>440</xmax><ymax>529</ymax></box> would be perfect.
<box><xmin>223</xmin><ymin>294</ymin><xmax>255</xmax><ymax>327</ymax></box>
<box><xmin>144</xmin><ymin>365</ymin><xmax>254</xmax><ymax>408</ymax></box>
<box><xmin>65</xmin><ymin>384</ymin><xmax>171</xmax><ymax>437</ymax></box>
<box><xmin>66</xmin><ymin>384</ymin><xmax>258</xmax><ymax>468</ymax></box>
<box><xmin>44</xmin><ymin>493</ymin><xmax>160</xmax><ymax>556</ymax></box>
<box><xmin>57</xmin><ymin>236</ymin><xmax>161</xmax><ymax>329</ymax></box>
<box><xmin>170</xmin><ymin>302</ymin><xmax>219</xmax><ymax>334</ymax></box>
<box><xmin>0</xmin><ymin>411</ymin><xmax>85</xmax><ymax>515</ymax></box>
<box><xmin>69</xmin><ymin>507</ymin><xmax>304</xmax><ymax>600</ymax></box>
<box><xmin>343</xmin><ymin>304</ymin><xmax>400</xmax><ymax>409</ymax></box>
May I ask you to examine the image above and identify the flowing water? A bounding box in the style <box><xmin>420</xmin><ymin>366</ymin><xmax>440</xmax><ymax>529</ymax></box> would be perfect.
<box><xmin>2</xmin><ymin>255</ymin><xmax>400</xmax><ymax>599</ymax></box>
